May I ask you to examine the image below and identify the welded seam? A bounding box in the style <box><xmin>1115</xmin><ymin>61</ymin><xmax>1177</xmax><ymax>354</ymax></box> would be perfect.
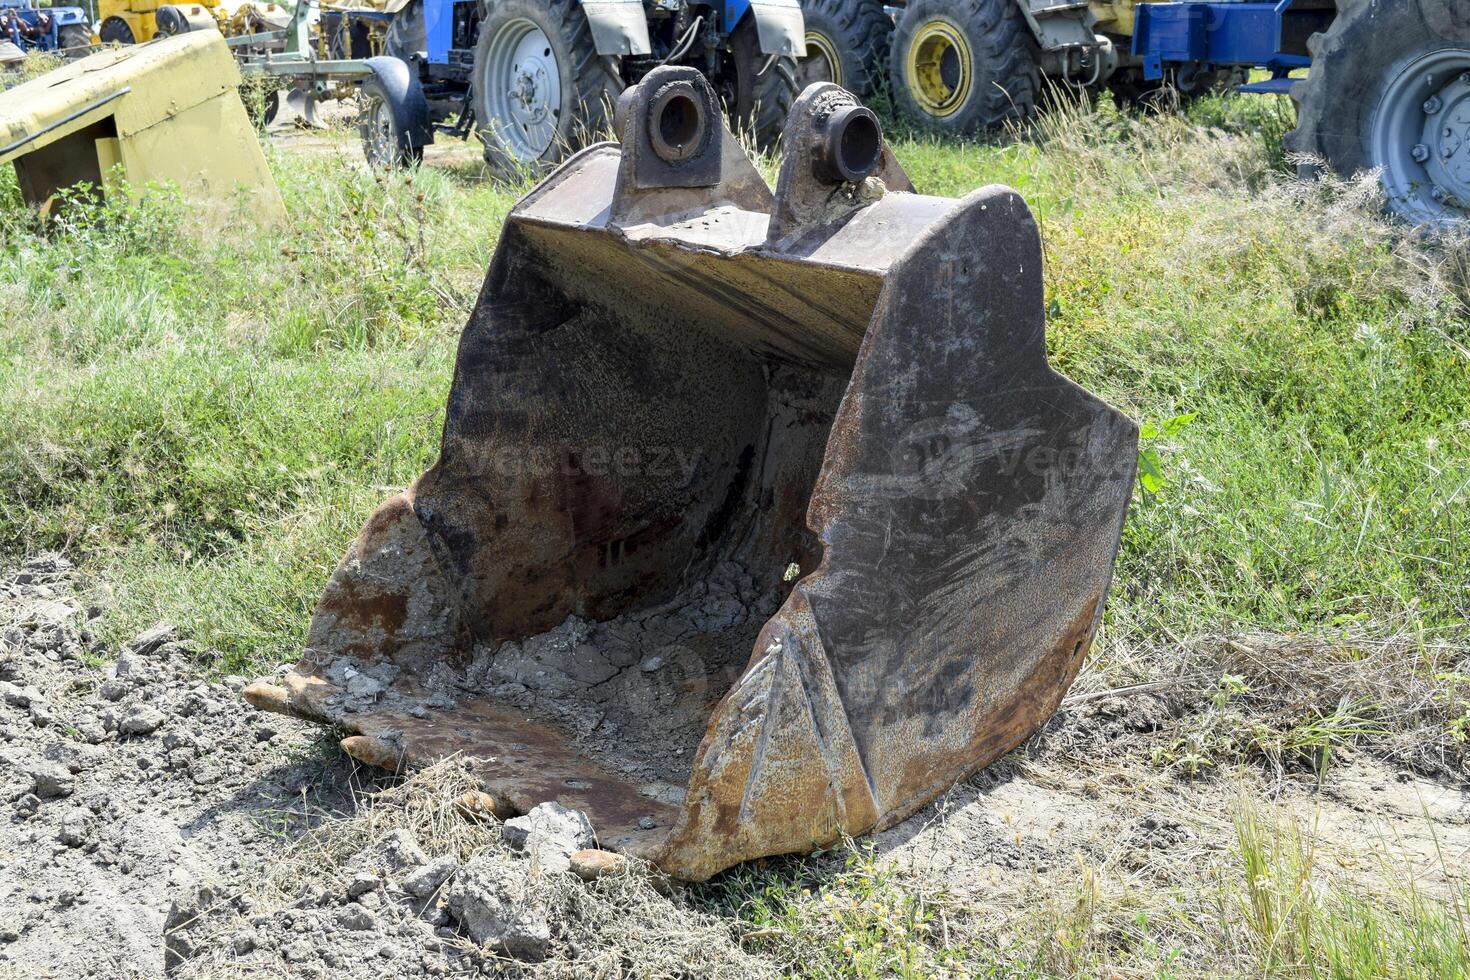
<box><xmin>801</xmin><ymin>592</ymin><xmax>881</xmax><ymax>818</ymax></box>
<box><xmin>736</xmin><ymin>650</ymin><xmax>784</xmax><ymax>828</ymax></box>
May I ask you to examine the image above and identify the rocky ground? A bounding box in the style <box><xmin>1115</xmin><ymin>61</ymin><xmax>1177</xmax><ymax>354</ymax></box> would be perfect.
<box><xmin>0</xmin><ymin>555</ymin><xmax>770</xmax><ymax>979</ymax></box>
<box><xmin>2</xmin><ymin>554</ymin><xmax>1467</xmax><ymax>978</ymax></box>
<box><xmin>0</xmin><ymin>554</ymin><xmax>358</xmax><ymax>977</ymax></box>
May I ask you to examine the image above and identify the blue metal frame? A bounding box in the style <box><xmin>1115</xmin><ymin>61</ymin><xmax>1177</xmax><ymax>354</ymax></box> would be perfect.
<box><xmin>344</xmin><ymin>0</ymin><xmax>757</xmax><ymax>71</ymax></box>
<box><xmin>1132</xmin><ymin>0</ymin><xmax>1312</xmax><ymax>92</ymax></box>
<box><xmin>424</xmin><ymin>0</ymin><xmax>456</xmax><ymax>63</ymax></box>
<box><xmin>723</xmin><ymin>0</ymin><xmax>753</xmax><ymax>32</ymax></box>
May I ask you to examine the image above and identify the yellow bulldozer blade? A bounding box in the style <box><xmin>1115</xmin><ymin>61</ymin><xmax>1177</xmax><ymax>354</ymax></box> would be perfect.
<box><xmin>246</xmin><ymin>69</ymin><xmax>1138</xmax><ymax>881</ymax></box>
<box><xmin>0</xmin><ymin>31</ymin><xmax>283</xmax><ymax>225</ymax></box>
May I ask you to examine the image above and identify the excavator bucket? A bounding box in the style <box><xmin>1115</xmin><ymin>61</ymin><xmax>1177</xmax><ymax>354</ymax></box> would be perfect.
<box><xmin>245</xmin><ymin>68</ymin><xmax>1138</xmax><ymax>881</ymax></box>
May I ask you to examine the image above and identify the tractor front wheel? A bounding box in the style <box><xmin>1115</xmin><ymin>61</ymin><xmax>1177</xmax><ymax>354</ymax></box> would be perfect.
<box><xmin>358</xmin><ymin>61</ymin><xmax>430</xmax><ymax>170</ymax></box>
<box><xmin>888</xmin><ymin>0</ymin><xmax>1039</xmax><ymax>136</ymax></box>
<box><xmin>472</xmin><ymin>0</ymin><xmax>620</xmax><ymax>177</ymax></box>
<box><xmin>360</xmin><ymin>79</ymin><xmax>424</xmax><ymax>170</ymax></box>
<box><xmin>98</xmin><ymin>16</ymin><xmax>135</xmax><ymax>45</ymax></box>
<box><xmin>1286</xmin><ymin>0</ymin><xmax>1470</xmax><ymax>224</ymax></box>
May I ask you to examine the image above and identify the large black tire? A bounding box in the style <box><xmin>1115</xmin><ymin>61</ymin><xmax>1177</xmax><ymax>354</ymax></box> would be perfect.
<box><xmin>888</xmin><ymin>0</ymin><xmax>1039</xmax><ymax>135</ymax></box>
<box><xmin>57</xmin><ymin>23</ymin><xmax>90</xmax><ymax>52</ymax></box>
<box><xmin>472</xmin><ymin>0</ymin><xmax>620</xmax><ymax>176</ymax></box>
<box><xmin>797</xmin><ymin>0</ymin><xmax>892</xmax><ymax>98</ymax></box>
<box><xmin>98</xmin><ymin>16</ymin><xmax>135</xmax><ymax>45</ymax></box>
<box><xmin>154</xmin><ymin>5</ymin><xmax>189</xmax><ymax>36</ymax></box>
<box><xmin>383</xmin><ymin>0</ymin><xmax>425</xmax><ymax>63</ymax></box>
<box><xmin>723</xmin><ymin>17</ymin><xmax>799</xmax><ymax>151</ymax></box>
<box><xmin>1286</xmin><ymin>0</ymin><xmax>1470</xmax><ymax>224</ymax></box>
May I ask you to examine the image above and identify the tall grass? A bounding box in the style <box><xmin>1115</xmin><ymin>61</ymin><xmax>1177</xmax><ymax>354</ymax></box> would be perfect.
<box><xmin>1228</xmin><ymin>799</ymin><xmax>1470</xmax><ymax>978</ymax></box>
<box><xmin>696</xmin><ymin>796</ymin><xmax>1470</xmax><ymax>978</ymax></box>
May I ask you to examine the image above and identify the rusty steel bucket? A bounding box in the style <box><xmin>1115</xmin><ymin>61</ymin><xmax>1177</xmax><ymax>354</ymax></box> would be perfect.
<box><xmin>245</xmin><ymin>68</ymin><xmax>1138</xmax><ymax>881</ymax></box>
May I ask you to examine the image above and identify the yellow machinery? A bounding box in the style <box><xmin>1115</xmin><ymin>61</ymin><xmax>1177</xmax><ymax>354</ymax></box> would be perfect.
<box><xmin>0</xmin><ymin>30</ymin><xmax>285</xmax><ymax>225</ymax></box>
<box><xmin>97</xmin><ymin>0</ymin><xmax>289</xmax><ymax>46</ymax></box>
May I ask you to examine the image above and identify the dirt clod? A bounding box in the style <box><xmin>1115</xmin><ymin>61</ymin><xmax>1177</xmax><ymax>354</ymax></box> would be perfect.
<box><xmin>568</xmin><ymin>848</ymin><xmax>627</xmax><ymax>881</ymax></box>
<box><xmin>445</xmin><ymin>854</ymin><xmax>556</xmax><ymax>961</ymax></box>
<box><xmin>502</xmin><ymin>802</ymin><xmax>597</xmax><ymax>874</ymax></box>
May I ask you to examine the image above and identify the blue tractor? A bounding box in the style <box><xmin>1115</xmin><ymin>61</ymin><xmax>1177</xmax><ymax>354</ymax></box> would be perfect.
<box><xmin>326</xmin><ymin>0</ymin><xmax>803</xmax><ymax>175</ymax></box>
<box><xmin>795</xmin><ymin>0</ymin><xmax>1470</xmax><ymax>225</ymax></box>
<box><xmin>0</xmin><ymin>0</ymin><xmax>91</xmax><ymax>58</ymax></box>
<box><xmin>1132</xmin><ymin>0</ymin><xmax>1470</xmax><ymax>225</ymax></box>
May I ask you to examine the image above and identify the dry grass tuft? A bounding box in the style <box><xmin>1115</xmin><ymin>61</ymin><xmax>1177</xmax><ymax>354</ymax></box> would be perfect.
<box><xmin>1057</xmin><ymin>624</ymin><xmax>1470</xmax><ymax>783</ymax></box>
<box><xmin>180</xmin><ymin>758</ymin><xmax>777</xmax><ymax>978</ymax></box>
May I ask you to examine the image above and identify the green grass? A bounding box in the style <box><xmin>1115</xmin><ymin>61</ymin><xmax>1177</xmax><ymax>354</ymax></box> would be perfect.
<box><xmin>1</xmin><ymin>91</ymin><xmax>1466</xmax><ymax>674</ymax></box>
<box><xmin>1228</xmin><ymin>800</ymin><xmax>1470</xmax><ymax>979</ymax></box>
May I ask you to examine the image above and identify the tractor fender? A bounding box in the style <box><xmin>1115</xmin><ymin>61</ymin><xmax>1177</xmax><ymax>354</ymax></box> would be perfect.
<box><xmin>50</xmin><ymin>7</ymin><xmax>89</xmax><ymax>27</ymax></box>
<box><xmin>362</xmin><ymin>56</ymin><xmax>433</xmax><ymax>148</ymax></box>
<box><xmin>732</xmin><ymin>0</ymin><xmax>803</xmax><ymax>57</ymax></box>
<box><xmin>579</xmin><ymin>0</ymin><xmax>651</xmax><ymax>57</ymax></box>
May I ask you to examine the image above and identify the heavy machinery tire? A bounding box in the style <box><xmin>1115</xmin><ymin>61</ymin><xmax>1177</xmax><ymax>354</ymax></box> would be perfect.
<box><xmin>724</xmin><ymin>17</ymin><xmax>799</xmax><ymax>150</ymax></box>
<box><xmin>796</xmin><ymin>0</ymin><xmax>892</xmax><ymax>98</ymax></box>
<box><xmin>98</xmin><ymin>16</ymin><xmax>135</xmax><ymax>44</ymax></box>
<box><xmin>57</xmin><ymin>23</ymin><xmax>90</xmax><ymax>52</ymax></box>
<box><xmin>383</xmin><ymin>0</ymin><xmax>425</xmax><ymax>63</ymax></box>
<box><xmin>472</xmin><ymin>0</ymin><xmax>620</xmax><ymax>176</ymax></box>
<box><xmin>888</xmin><ymin>0</ymin><xmax>1039</xmax><ymax>135</ymax></box>
<box><xmin>358</xmin><ymin>61</ymin><xmax>430</xmax><ymax>170</ymax></box>
<box><xmin>1286</xmin><ymin>0</ymin><xmax>1470</xmax><ymax>224</ymax></box>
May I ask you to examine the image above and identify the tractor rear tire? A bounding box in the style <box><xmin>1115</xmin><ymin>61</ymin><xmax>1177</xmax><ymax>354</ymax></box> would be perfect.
<box><xmin>797</xmin><ymin>0</ymin><xmax>892</xmax><ymax>98</ymax></box>
<box><xmin>1285</xmin><ymin>0</ymin><xmax>1470</xmax><ymax>224</ymax></box>
<box><xmin>58</xmin><ymin>23</ymin><xmax>89</xmax><ymax>52</ymax></box>
<box><xmin>889</xmin><ymin>0</ymin><xmax>1039</xmax><ymax>135</ymax></box>
<box><xmin>383</xmin><ymin>0</ymin><xmax>425</xmax><ymax>63</ymax></box>
<box><xmin>725</xmin><ymin>17</ymin><xmax>799</xmax><ymax>151</ymax></box>
<box><xmin>472</xmin><ymin>0</ymin><xmax>620</xmax><ymax>177</ymax></box>
<box><xmin>98</xmin><ymin>16</ymin><xmax>135</xmax><ymax>45</ymax></box>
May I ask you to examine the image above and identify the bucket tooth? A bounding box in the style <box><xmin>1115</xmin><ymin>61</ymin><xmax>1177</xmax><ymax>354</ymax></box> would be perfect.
<box><xmin>247</xmin><ymin>70</ymin><xmax>1138</xmax><ymax>881</ymax></box>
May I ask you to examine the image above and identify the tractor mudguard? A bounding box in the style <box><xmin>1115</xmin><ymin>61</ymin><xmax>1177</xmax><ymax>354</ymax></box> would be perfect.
<box><xmin>245</xmin><ymin>70</ymin><xmax>1138</xmax><ymax>881</ymax></box>
<box><xmin>742</xmin><ymin>0</ymin><xmax>803</xmax><ymax>56</ymax></box>
<box><xmin>580</xmin><ymin>0</ymin><xmax>651</xmax><ymax>56</ymax></box>
<box><xmin>50</xmin><ymin>6</ymin><xmax>88</xmax><ymax>27</ymax></box>
<box><xmin>362</xmin><ymin>55</ymin><xmax>433</xmax><ymax>148</ymax></box>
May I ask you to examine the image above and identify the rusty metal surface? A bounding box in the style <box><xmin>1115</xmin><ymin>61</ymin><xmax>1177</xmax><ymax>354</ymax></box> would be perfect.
<box><xmin>246</xmin><ymin>71</ymin><xmax>1137</xmax><ymax>880</ymax></box>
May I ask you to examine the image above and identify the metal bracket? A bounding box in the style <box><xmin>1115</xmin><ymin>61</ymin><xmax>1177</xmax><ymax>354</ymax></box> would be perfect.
<box><xmin>766</xmin><ymin>83</ymin><xmax>913</xmax><ymax>248</ymax></box>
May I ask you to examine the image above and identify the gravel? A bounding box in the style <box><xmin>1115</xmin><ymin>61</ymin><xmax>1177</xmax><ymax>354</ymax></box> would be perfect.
<box><xmin>0</xmin><ymin>555</ymin><xmax>357</xmax><ymax>978</ymax></box>
<box><xmin>0</xmin><ymin>554</ymin><xmax>775</xmax><ymax>980</ymax></box>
